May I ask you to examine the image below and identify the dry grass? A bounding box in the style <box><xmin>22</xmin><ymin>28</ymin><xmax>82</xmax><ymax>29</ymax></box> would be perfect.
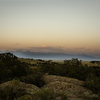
<box><xmin>0</xmin><ymin>76</ymin><xmax>98</xmax><ymax>100</ymax></box>
<box><xmin>43</xmin><ymin>74</ymin><xmax>84</xmax><ymax>86</ymax></box>
<box><xmin>19</xmin><ymin>58</ymin><xmax>100</xmax><ymax>67</ymax></box>
<box><xmin>0</xmin><ymin>80</ymin><xmax>40</xmax><ymax>95</ymax></box>
<box><xmin>82</xmin><ymin>61</ymin><xmax>100</xmax><ymax>67</ymax></box>
<box><xmin>43</xmin><ymin>75</ymin><xmax>98</xmax><ymax>100</ymax></box>
<box><xmin>18</xmin><ymin>58</ymin><xmax>37</xmax><ymax>64</ymax></box>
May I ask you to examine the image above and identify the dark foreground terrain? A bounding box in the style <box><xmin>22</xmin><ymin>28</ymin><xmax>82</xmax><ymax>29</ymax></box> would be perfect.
<box><xmin>0</xmin><ymin>53</ymin><xmax>100</xmax><ymax>100</ymax></box>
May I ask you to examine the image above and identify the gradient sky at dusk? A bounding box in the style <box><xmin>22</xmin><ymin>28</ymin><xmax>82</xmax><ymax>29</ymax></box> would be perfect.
<box><xmin>0</xmin><ymin>0</ymin><xmax>100</xmax><ymax>55</ymax></box>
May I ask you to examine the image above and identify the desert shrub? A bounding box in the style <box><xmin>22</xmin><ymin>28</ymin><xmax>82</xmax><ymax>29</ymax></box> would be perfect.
<box><xmin>17</xmin><ymin>95</ymin><xmax>32</xmax><ymax>100</ymax></box>
<box><xmin>84</xmin><ymin>74</ymin><xmax>100</xmax><ymax>94</ymax></box>
<box><xmin>21</xmin><ymin>67</ymin><xmax>45</xmax><ymax>87</ymax></box>
<box><xmin>0</xmin><ymin>80</ymin><xmax>26</xmax><ymax>100</ymax></box>
<box><xmin>39</xmin><ymin>58</ymin><xmax>100</xmax><ymax>95</ymax></box>
<box><xmin>0</xmin><ymin>53</ymin><xmax>100</xmax><ymax>96</ymax></box>
<box><xmin>34</xmin><ymin>88</ymin><xmax>56</xmax><ymax>100</ymax></box>
<box><xmin>0</xmin><ymin>53</ymin><xmax>29</xmax><ymax>83</ymax></box>
<box><xmin>0</xmin><ymin>53</ymin><xmax>45</xmax><ymax>87</ymax></box>
<box><xmin>40</xmin><ymin>62</ymin><xmax>55</xmax><ymax>74</ymax></box>
<box><xmin>34</xmin><ymin>88</ymin><xmax>68</xmax><ymax>100</ymax></box>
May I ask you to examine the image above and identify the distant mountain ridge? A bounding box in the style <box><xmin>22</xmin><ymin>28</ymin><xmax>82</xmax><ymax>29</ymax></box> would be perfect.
<box><xmin>0</xmin><ymin>50</ymin><xmax>100</xmax><ymax>61</ymax></box>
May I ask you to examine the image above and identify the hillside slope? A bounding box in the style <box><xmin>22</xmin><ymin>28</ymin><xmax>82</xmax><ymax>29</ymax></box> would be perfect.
<box><xmin>43</xmin><ymin>75</ymin><xmax>98</xmax><ymax>100</ymax></box>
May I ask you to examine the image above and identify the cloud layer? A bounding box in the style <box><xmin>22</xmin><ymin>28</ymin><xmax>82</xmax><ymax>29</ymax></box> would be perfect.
<box><xmin>0</xmin><ymin>46</ymin><xmax>100</xmax><ymax>61</ymax></box>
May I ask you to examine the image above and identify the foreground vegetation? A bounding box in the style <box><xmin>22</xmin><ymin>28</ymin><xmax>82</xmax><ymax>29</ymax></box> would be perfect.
<box><xmin>0</xmin><ymin>53</ymin><xmax>100</xmax><ymax>100</ymax></box>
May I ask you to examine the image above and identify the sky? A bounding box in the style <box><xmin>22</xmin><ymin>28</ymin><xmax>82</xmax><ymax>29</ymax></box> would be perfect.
<box><xmin>0</xmin><ymin>0</ymin><xmax>100</xmax><ymax>56</ymax></box>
